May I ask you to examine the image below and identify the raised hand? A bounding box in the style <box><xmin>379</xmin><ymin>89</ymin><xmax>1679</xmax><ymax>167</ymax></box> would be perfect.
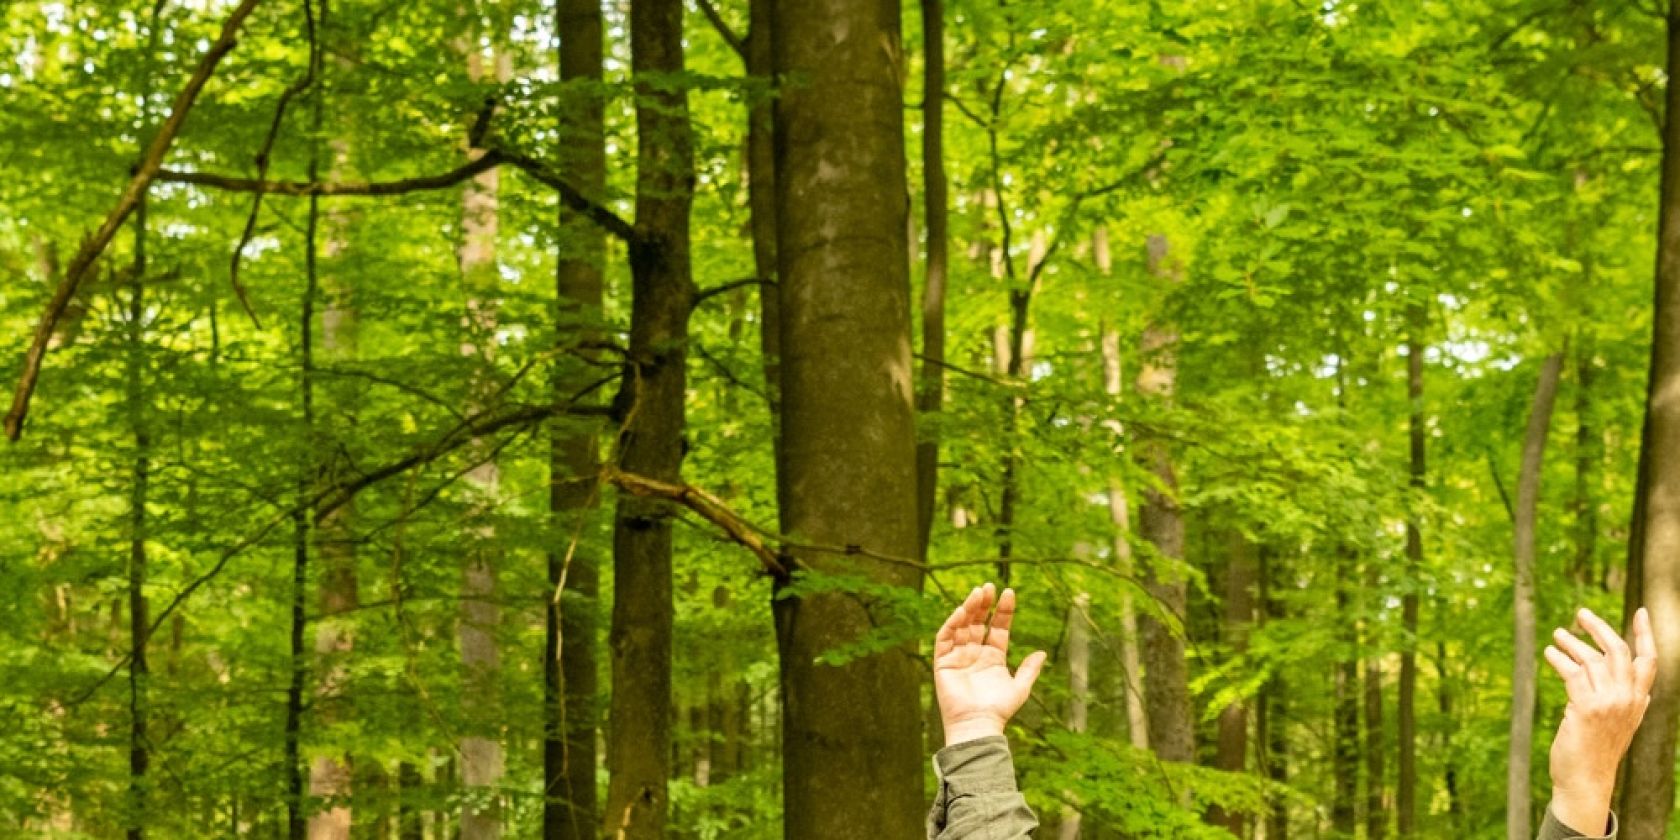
<box><xmin>1543</xmin><ymin>606</ymin><xmax>1658</xmax><ymax>835</ymax></box>
<box><xmin>933</xmin><ymin>582</ymin><xmax>1049</xmax><ymax>747</ymax></box>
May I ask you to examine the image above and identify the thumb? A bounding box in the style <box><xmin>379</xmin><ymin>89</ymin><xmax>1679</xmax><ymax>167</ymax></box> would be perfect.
<box><xmin>1013</xmin><ymin>650</ymin><xmax>1049</xmax><ymax>698</ymax></box>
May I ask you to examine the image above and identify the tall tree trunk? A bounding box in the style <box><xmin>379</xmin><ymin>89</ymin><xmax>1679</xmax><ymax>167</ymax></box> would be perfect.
<box><xmin>769</xmin><ymin>0</ymin><xmax>924</xmax><ymax>835</ymax></box>
<box><xmin>914</xmin><ymin>0</ymin><xmax>947</xmax><ymax>562</ymax></box>
<box><xmin>1508</xmin><ymin>352</ymin><xmax>1565</xmax><ymax>840</ymax></box>
<box><xmin>1259</xmin><ymin>546</ymin><xmax>1288</xmax><ymax>840</ymax></box>
<box><xmin>547</xmin><ymin>1</ymin><xmax>606</xmax><ymax>838</ymax></box>
<box><xmin>310</xmin><ymin>138</ymin><xmax>358</xmax><ymax>840</ymax></box>
<box><xmin>1058</xmin><ymin>592</ymin><xmax>1091</xmax><ymax>840</ymax></box>
<box><xmin>747</xmin><ymin>0</ymin><xmax>781</xmax><ymax>448</ymax></box>
<box><xmin>1333</xmin><ymin>547</ymin><xmax>1358</xmax><ymax>837</ymax></box>
<box><xmin>457</xmin><ymin>43</ymin><xmax>510</xmax><ymax>840</ymax></box>
<box><xmin>1621</xmin><ymin>12</ymin><xmax>1680</xmax><ymax>837</ymax></box>
<box><xmin>603</xmin><ymin>0</ymin><xmax>692</xmax><ymax>836</ymax></box>
<box><xmin>124</xmin><ymin>158</ymin><xmax>151</xmax><ymax>840</ymax></box>
<box><xmin>1208</xmin><ymin>531</ymin><xmax>1256</xmax><ymax>835</ymax></box>
<box><xmin>1096</xmin><ymin>231</ymin><xmax>1149</xmax><ymax>752</ymax></box>
<box><xmin>1136</xmin><ymin>233</ymin><xmax>1192</xmax><ymax>763</ymax></box>
<box><xmin>1398</xmin><ymin>302</ymin><xmax>1424</xmax><ymax>835</ymax></box>
<box><xmin>1365</xmin><ymin>603</ymin><xmax>1386</xmax><ymax>840</ymax></box>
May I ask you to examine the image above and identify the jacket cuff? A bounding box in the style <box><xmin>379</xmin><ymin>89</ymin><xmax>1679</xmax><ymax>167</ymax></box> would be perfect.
<box><xmin>932</xmin><ymin>735</ymin><xmax>1020</xmax><ymax>796</ymax></box>
<box><xmin>1538</xmin><ymin>805</ymin><xmax>1617</xmax><ymax>840</ymax></box>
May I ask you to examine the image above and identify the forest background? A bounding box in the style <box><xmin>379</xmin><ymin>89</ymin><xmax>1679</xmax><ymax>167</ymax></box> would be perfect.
<box><xmin>5</xmin><ymin>0</ymin><xmax>1680</xmax><ymax>838</ymax></box>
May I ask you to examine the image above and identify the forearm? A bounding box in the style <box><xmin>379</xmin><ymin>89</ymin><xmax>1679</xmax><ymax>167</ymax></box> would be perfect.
<box><xmin>926</xmin><ymin>736</ymin><xmax>1038</xmax><ymax>840</ymax></box>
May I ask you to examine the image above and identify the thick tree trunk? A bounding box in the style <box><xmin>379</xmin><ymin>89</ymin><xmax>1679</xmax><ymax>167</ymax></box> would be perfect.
<box><xmin>1137</xmin><ymin>234</ymin><xmax>1192</xmax><ymax>763</ymax></box>
<box><xmin>457</xmin><ymin>45</ymin><xmax>510</xmax><ymax>840</ymax></box>
<box><xmin>1398</xmin><ymin>303</ymin><xmax>1424</xmax><ymax>835</ymax></box>
<box><xmin>1208</xmin><ymin>531</ymin><xmax>1256</xmax><ymax>835</ymax></box>
<box><xmin>1508</xmin><ymin>352</ymin><xmax>1565</xmax><ymax>840</ymax></box>
<box><xmin>547</xmin><ymin>2</ymin><xmax>606</xmax><ymax>839</ymax></box>
<box><xmin>914</xmin><ymin>0</ymin><xmax>947</xmax><ymax>562</ymax></box>
<box><xmin>1621</xmin><ymin>13</ymin><xmax>1680</xmax><ymax>837</ymax></box>
<box><xmin>769</xmin><ymin>0</ymin><xmax>924</xmax><ymax>836</ymax></box>
<box><xmin>602</xmin><ymin>1</ymin><xmax>693</xmax><ymax>836</ymax></box>
<box><xmin>1573</xmin><ymin>335</ymin><xmax>1599</xmax><ymax>589</ymax></box>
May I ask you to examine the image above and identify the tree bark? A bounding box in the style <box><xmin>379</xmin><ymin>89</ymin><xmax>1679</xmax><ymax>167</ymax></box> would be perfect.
<box><xmin>747</xmin><ymin>0</ymin><xmax>782</xmax><ymax>448</ymax></box>
<box><xmin>1621</xmin><ymin>12</ymin><xmax>1680</xmax><ymax>837</ymax></box>
<box><xmin>915</xmin><ymin>0</ymin><xmax>947</xmax><ymax>563</ymax></box>
<box><xmin>1333</xmin><ymin>546</ymin><xmax>1358</xmax><ymax>837</ymax></box>
<box><xmin>1259</xmin><ymin>546</ymin><xmax>1289</xmax><ymax>840</ymax></box>
<box><xmin>310</xmin><ymin>138</ymin><xmax>358</xmax><ymax>840</ymax></box>
<box><xmin>1365</xmin><ymin>612</ymin><xmax>1386</xmax><ymax>840</ymax></box>
<box><xmin>769</xmin><ymin>0</ymin><xmax>924</xmax><ymax>836</ymax></box>
<box><xmin>1508</xmin><ymin>351</ymin><xmax>1565</xmax><ymax>840</ymax></box>
<box><xmin>1136</xmin><ymin>233</ymin><xmax>1192</xmax><ymax>763</ymax></box>
<box><xmin>457</xmin><ymin>42</ymin><xmax>510</xmax><ymax>840</ymax></box>
<box><xmin>602</xmin><ymin>0</ymin><xmax>693</xmax><ymax>836</ymax></box>
<box><xmin>1059</xmin><ymin>592</ymin><xmax>1091</xmax><ymax>840</ymax></box>
<box><xmin>1208</xmin><ymin>531</ymin><xmax>1256</xmax><ymax>835</ymax></box>
<box><xmin>547</xmin><ymin>2</ymin><xmax>606</xmax><ymax>839</ymax></box>
<box><xmin>1399</xmin><ymin>302</ymin><xmax>1424</xmax><ymax>835</ymax></box>
<box><xmin>124</xmin><ymin>160</ymin><xmax>152</xmax><ymax>840</ymax></box>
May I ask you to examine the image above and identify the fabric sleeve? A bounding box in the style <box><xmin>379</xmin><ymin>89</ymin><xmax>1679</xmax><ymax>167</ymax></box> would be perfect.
<box><xmin>1537</xmin><ymin>805</ymin><xmax>1617</xmax><ymax>840</ymax></box>
<box><xmin>925</xmin><ymin>735</ymin><xmax>1038</xmax><ymax>840</ymax></box>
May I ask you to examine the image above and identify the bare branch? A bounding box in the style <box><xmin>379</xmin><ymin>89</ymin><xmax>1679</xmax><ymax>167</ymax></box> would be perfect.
<box><xmin>695</xmin><ymin>0</ymin><xmax>746</xmax><ymax>60</ymax></box>
<box><xmin>7</xmin><ymin>0</ymin><xmax>268</xmax><ymax>442</ymax></box>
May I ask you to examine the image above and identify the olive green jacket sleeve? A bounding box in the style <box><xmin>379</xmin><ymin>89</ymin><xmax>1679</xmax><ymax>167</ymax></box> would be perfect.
<box><xmin>1537</xmin><ymin>806</ymin><xmax>1616</xmax><ymax>840</ymax></box>
<box><xmin>926</xmin><ymin>735</ymin><xmax>1038</xmax><ymax>839</ymax></box>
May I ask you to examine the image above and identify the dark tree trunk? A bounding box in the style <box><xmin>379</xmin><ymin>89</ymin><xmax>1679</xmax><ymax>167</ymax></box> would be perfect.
<box><xmin>1398</xmin><ymin>302</ymin><xmax>1424</xmax><ymax>835</ymax></box>
<box><xmin>602</xmin><ymin>0</ymin><xmax>693</xmax><ymax>836</ymax></box>
<box><xmin>547</xmin><ymin>2</ymin><xmax>606</xmax><ymax>839</ymax></box>
<box><xmin>1259</xmin><ymin>546</ymin><xmax>1288</xmax><ymax>840</ymax></box>
<box><xmin>914</xmin><ymin>0</ymin><xmax>947</xmax><ymax>562</ymax></box>
<box><xmin>125</xmin><ymin>165</ymin><xmax>151</xmax><ymax>840</ymax></box>
<box><xmin>769</xmin><ymin>0</ymin><xmax>924</xmax><ymax>835</ymax></box>
<box><xmin>1207</xmin><ymin>531</ymin><xmax>1256</xmax><ymax>835</ymax></box>
<box><xmin>1621</xmin><ymin>12</ymin><xmax>1680</xmax><ymax>837</ymax></box>
<box><xmin>1332</xmin><ymin>547</ymin><xmax>1359</xmax><ymax>837</ymax></box>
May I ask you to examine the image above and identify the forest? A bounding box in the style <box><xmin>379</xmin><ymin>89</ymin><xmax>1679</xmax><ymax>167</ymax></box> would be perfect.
<box><xmin>3</xmin><ymin>0</ymin><xmax>1680</xmax><ymax>837</ymax></box>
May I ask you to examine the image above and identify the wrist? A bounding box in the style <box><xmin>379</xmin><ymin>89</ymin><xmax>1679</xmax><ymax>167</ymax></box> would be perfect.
<box><xmin>1550</xmin><ymin>782</ymin><xmax>1615</xmax><ymax>837</ymax></box>
<box><xmin>942</xmin><ymin>714</ymin><xmax>1006</xmax><ymax>747</ymax></box>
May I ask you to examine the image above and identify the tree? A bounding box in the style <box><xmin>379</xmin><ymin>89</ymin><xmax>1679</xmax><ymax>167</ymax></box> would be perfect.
<box><xmin>602</xmin><ymin>0</ymin><xmax>694</xmax><ymax>836</ymax></box>
<box><xmin>769</xmin><ymin>0</ymin><xmax>925</xmax><ymax>836</ymax></box>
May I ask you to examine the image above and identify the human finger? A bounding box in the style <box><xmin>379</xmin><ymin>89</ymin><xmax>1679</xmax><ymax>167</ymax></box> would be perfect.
<box><xmin>1634</xmin><ymin>607</ymin><xmax>1658</xmax><ymax>696</ymax></box>
<box><xmin>1578</xmin><ymin>607</ymin><xmax>1633</xmax><ymax>684</ymax></box>
<box><xmin>1553</xmin><ymin>626</ymin><xmax>1603</xmax><ymax>689</ymax></box>
<box><xmin>986</xmin><ymin>587</ymin><xmax>1018</xmax><ymax>654</ymax></box>
<box><xmin>1545</xmin><ymin>644</ymin><xmax>1590</xmax><ymax>697</ymax></box>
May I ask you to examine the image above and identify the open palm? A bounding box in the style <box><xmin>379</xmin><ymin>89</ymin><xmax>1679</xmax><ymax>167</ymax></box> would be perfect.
<box><xmin>934</xmin><ymin>583</ymin><xmax>1048</xmax><ymax>747</ymax></box>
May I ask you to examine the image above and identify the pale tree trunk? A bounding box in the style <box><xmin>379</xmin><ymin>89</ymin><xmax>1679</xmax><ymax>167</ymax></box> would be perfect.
<box><xmin>1058</xmin><ymin>592</ymin><xmax>1091</xmax><ymax>840</ymax></box>
<box><xmin>1208</xmin><ymin>531</ymin><xmax>1256</xmax><ymax>835</ymax></box>
<box><xmin>770</xmin><ymin>0</ymin><xmax>924</xmax><ymax>836</ymax></box>
<box><xmin>1620</xmin><ymin>12</ymin><xmax>1680</xmax><ymax>836</ymax></box>
<box><xmin>602</xmin><ymin>0</ymin><xmax>693</xmax><ymax>836</ymax></box>
<box><xmin>1398</xmin><ymin>302</ymin><xmax>1424</xmax><ymax>835</ymax></box>
<box><xmin>310</xmin><ymin>137</ymin><xmax>358</xmax><ymax>840</ymax></box>
<box><xmin>547</xmin><ymin>1</ymin><xmax>606</xmax><ymax>838</ymax></box>
<box><xmin>1095</xmin><ymin>228</ymin><xmax>1149</xmax><ymax>752</ymax></box>
<box><xmin>457</xmin><ymin>42</ymin><xmax>511</xmax><ymax>840</ymax></box>
<box><xmin>1136</xmin><ymin>233</ymin><xmax>1192</xmax><ymax>763</ymax></box>
<box><xmin>1507</xmin><ymin>352</ymin><xmax>1565</xmax><ymax>840</ymax></box>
